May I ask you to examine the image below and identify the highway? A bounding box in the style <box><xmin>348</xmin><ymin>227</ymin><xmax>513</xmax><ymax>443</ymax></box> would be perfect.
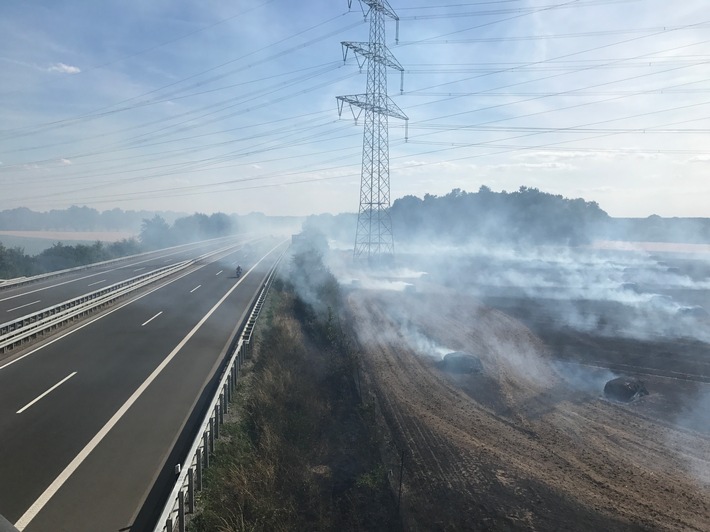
<box><xmin>0</xmin><ymin>235</ymin><xmax>257</xmax><ymax>323</ymax></box>
<box><xmin>0</xmin><ymin>236</ymin><xmax>287</xmax><ymax>531</ymax></box>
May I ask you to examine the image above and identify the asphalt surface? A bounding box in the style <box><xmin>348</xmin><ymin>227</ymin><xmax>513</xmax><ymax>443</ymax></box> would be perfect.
<box><xmin>0</xmin><ymin>237</ymin><xmax>286</xmax><ymax>531</ymax></box>
<box><xmin>0</xmin><ymin>236</ymin><xmax>253</xmax><ymax>323</ymax></box>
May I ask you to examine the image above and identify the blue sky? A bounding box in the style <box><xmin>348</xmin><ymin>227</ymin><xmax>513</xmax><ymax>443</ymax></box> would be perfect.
<box><xmin>1</xmin><ymin>0</ymin><xmax>709</xmax><ymax>217</ymax></box>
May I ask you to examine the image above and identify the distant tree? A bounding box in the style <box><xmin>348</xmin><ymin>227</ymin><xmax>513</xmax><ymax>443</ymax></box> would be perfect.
<box><xmin>140</xmin><ymin>215</ymin><xmax>172</xmax><ymax>249</ymax></box>
<box><xmin>0</xmin><ymin>244</ymin><xmax>33</xmax><ymax>279</ymax></box>
<box><xmin>391</xmin><ymin>186</ymin><xmax>609</xmax><ymax>246</ymax></box>
<box><xmin>207</xmin><ymin>212</ymin><xmax>231</xmax><ymax>236</ymax></box>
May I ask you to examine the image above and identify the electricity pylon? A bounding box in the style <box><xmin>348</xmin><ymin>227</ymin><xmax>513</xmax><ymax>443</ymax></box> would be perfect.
<box><xmin>337</xmin><ymin>0</ymin><xmax>408</xmax><ymax>262</ymax></box>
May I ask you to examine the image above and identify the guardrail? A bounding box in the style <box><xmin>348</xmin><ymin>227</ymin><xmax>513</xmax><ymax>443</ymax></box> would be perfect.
<box><xmin>0</xmin><ymin>235</ymin><xmax>245</xmax><ymax>292</ymax></box>
<box><xmin>153</xmin><ymin>256</ymin><xmax>282</xmax><ymax>532</ymax></box>
<box><xmin>0</xmin><ymin>247</ymin><xmax>162</xmax><ymax>292</ymax></box>
<box><xmin>0</xmin><ymin>241</ymin><xmax>250</xmax><ymax>355</ymax></box>
<box><xmin>0</xmin><ymin>261</ymin><xmax>192</xmax><ymax>354</ymax></box>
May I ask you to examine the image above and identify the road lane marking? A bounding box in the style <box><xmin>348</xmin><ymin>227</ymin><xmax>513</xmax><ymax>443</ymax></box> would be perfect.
<box><xmin>0</xmin><ymin>245</ymin><xmax>241</xmax><ymax>372</ymax></box>
<box><xmin>216</xmin><ymin>270</ymin><xmax>223</xmax><ymax>276</ymax></box>
<box><xmin>13</xmin><ymin>240</ymin><xmax>286</xmax><ymax>530</ymax></box>
<box><xmin>141</xmin><ymin>311</ymin><xmax>163</xmax><ymax>327</ymax></box>
<box><xmin>6</xmin><ymin>300</ymin><xmax>41</xmax><ymax>313</ymax></box>
<box><xmin>0</xmin><ymin>237</ymin><xmax>264</xmax><ymax>373</ymax></box>
<box><xmin>190</xmin><ymin>285</ymin><xmax>201</xmax><ymax>293</ymax></box>
<box><xmin>16</xmin><ymin>372</ymin><xmax>77</xmax><ymax>414</ymax></box>
<box><xmin>87</xmin><ymin>279</ymin><xmax>106</xmax><ymax>287</ymax></box>
<box><xmin>0</xmin><ymin>237</ymin><xmax>256</xmax><ymax>304</ymax></box>
<box><xmin>133</xmin><ymin>267</ymin><xmax>145</xmax><ymax>272</ymax></box>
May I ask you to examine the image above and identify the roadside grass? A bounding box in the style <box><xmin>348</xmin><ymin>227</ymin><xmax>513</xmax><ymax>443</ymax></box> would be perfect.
<box><xmin>190</xmin><ymin>285</ymin><xmax>400</xmax><ymax>532</ymax></box>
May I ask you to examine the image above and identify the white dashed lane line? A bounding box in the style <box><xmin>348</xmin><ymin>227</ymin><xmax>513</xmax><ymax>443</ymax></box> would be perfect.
<box><xmin>141</xmin><ymin>311</ymin><xmax>163</xmax><ymax>327</ymax></box>
<box><xmin>190</xmin><ymin>285</ymin><xmax>201</xmax><ymax>293</ymax></box>
<box><xmin>87</xmin><ymin>279</ymin><xmax>106</xmax><ymax>287</ymax></box>
<box><xmin>215</xmin><ymin>270</ymin><xmax>223</xmax><ymax>276</ymax></box>
<box><xmin>133</xmin><ymin>267</ymin><xmax>145</xmax><ymax>272</ymax></box>
<box><xmin>16</xmin><ymin>372</ymin><xmax>77</xmax><ymax>414</ymax></box>
<box><xmin>6</xmin><ymin>300</ymin><xmax>41</xmax><ymax>313</ymax></box>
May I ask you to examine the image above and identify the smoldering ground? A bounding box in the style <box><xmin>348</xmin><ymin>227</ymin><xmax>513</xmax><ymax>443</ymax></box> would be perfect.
<box><xmin>306</xmin><ymin>235</ymin><xmax>710</xmax><ymax>449</ymax></box>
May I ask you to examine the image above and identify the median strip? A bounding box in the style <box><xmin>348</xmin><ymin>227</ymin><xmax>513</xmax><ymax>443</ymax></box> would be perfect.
<box><xmin>16</xmin><ymin>372</ymin><xmax>77</xmax><ymax>414</ymax></box>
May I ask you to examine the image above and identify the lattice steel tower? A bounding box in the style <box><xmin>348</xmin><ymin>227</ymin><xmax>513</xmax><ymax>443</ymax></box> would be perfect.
<box><xmin>337</xmin><ymin>0</ymin><xmax>408</xmax><ymax>262</ymax></box>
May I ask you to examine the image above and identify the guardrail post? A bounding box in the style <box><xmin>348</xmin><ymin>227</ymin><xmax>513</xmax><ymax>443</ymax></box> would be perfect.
<box><xmin>202</xmin><ymin>432</ymin><xmax>210</xmax><ymax>469</ymax></box>
<box><xmin>188</xmin><ymin>468</ymin><xmax>195</xmax><ymax>513</ymax></box>
<box><xmin>209</xmin><ymin>418</ymin><xmax>215</xmax><ymax>453</ymax></box>
<box><xmin>196</xmin><ymin>448</ymin><xmax>203</xmax><ymax>490</ymax></box>
<box><xmin>150</xmin><ymin>253</ymin><xmax>285</xmax><ymax>532</ymax></box>
<box><xmin>178</xmin><ymin>490</ymin><xmax>185</xmax><ymax>532</ymax></box>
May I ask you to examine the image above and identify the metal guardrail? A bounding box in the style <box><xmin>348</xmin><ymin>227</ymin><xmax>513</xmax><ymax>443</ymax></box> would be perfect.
<box><xmin>0</xmin><ymin>248</ymin><xmax>162</xmax><ymax>292</ymax></box>
<box><xmin>0</xmin><ymin>241</ymin><xmax>250</xmax><ymax>355</ymax></box>
<box><xmin>153</xmin><ymin>257</ymin><xmax>282</xmax><ymax>532</ymax></box>
<box><xmin>0</xmin><ymin>235</ymin><xmax>244</xmax><ymax>292</ymax></box>
<box><xmin>0</xmin><ymin>261</ymin><xmax>192</xmax><ymax>354</ymax></box>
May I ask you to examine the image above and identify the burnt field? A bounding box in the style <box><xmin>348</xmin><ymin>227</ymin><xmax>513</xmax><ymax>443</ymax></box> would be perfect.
<box><xmin>341</xmin><ymin>246</ymin><xmax>710</xmax><ymax>530</ymax></box>
<box><xmin>461</xmin><ymin>248</ymin><xmax>710</xmax><ymax>435</ymax></box>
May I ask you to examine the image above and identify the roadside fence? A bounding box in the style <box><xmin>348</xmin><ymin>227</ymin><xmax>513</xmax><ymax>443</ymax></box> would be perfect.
<box><xmin>153</xmin><ymin>257</ymin><xmax>281</xmax><ymax>532</ymax></box>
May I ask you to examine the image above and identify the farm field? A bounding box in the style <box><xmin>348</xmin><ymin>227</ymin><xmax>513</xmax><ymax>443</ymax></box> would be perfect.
<box><xmin>345</xmin><ymin>249</ymin><xmax>710</xmax><ymax>531</ymax></box>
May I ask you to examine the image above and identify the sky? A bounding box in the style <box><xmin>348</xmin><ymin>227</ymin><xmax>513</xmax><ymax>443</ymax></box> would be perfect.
<box><xmin>1</xmin><ymin>0</ymin><xmax>709</xmax><ymax>218</ymax></box>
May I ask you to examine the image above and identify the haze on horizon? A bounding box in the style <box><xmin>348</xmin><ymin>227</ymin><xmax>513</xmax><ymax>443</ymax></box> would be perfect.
<box><xmin>1</xmin><ymin>0</ymin><xmax>709</xmax><ymax>218</ymax></box>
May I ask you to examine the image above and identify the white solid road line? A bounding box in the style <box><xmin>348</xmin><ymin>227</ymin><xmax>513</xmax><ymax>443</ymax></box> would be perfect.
<box><xmin>0</xmin><ymin>243</ymin><xmax>241</xmax><ymax>373</ymax></box>
<box><xmin>6</xmin><ymin>300</ymin><xmax>41</xmax><ymax>313</ymax></box>
<box><xmin>87</xmin><ymin>279</ymin><xmax>106</xmax><ymax>287</ymax></box>
<box><xmin>216</xmin><ymin>270</ymin><xmax>223</xmax><ymax>276</ymax></box>
<box><xmin>13</xmin><ymin>240</ymin><xmax>285</xmax><ymax>530</ymax></box>
<box><xmin>190</xmin><ymin>285</ymin><xmax>201</xmax><ymax>293</ymax></box>
<box><xmin>16</xmin><ymin>372</ymin><xmax>77</xmax><ymax>414</ymax></box>
<box><xmin>141</xmin><ymin>311</ymin><xmax>163</xmax><ymax>327</ymax></box>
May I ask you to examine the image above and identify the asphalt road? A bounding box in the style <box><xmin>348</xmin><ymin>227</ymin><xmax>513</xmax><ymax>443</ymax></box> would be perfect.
<box><xmin>0</xmin><ymin>236</ymin><xmax>256</xmax><ymax>323</ymax></box>
<box><xmin>0</xmin><ymin>237</ymin><xmax>286</xmax><ymax>531</ymax></box>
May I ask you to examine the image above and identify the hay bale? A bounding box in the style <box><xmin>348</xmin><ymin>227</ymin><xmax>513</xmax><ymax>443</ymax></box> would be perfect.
<box><xmin>440</xmin><ymin>352</ymin><xmax>483</xmax><ymax>374</ymax></box>
<box><xmin>604</xmin><ymin>377</ymin><xmax>649</xmax><ymax>402</ymax></box>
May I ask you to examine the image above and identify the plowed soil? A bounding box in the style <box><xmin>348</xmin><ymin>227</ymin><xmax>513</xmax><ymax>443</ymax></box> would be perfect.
<box><xmin>347</xmin><ymin>289</ymin><xmax>710</xmax><ymax>531</ymax></box>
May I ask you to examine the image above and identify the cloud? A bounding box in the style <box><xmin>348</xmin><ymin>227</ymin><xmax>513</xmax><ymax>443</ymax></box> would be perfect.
<box><xmin>488</xmin><ymin>161</ymin><xmax>575</xmax><ymax>171</ymax></box>
<box><xmin>47</xmin><ymin>62</ymin><xmax>80</xmax><ymax>74</ymax></box>
<box><xmin>688</xmin><ymin>155</ymin><xmax>710</xmax><ymax>163</ymax></box>
<box><xmin>59</xmin><ymin>158</ymin><xmax>72</xmax><ymax>165</ymax></box>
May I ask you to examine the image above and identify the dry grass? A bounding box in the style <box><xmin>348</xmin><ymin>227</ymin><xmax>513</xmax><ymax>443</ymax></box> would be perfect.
<box><xmin>191</xmin><ymin>289</ymin><xmax>400</xmax><ymax>532</ymax></box>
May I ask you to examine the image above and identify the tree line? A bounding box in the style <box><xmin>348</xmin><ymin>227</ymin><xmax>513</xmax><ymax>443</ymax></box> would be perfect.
<box><xmin>0</xmin><ymin>206</ymin><xmax>186</xmax><ymax>232</ymax></box>
<box><xmin>390</xmin><ymin>186</ymin><xmax>609</xmax><ymax>246</ymax></box>
<box><xmin>304</xmin><ymin>186</ymin><xmax>610</xmax><ymax>247</ymax></box>
<box><xmin>0</xmin><ymin>212</ymin><xmax>235</xmax><ymax>280</ymax></box>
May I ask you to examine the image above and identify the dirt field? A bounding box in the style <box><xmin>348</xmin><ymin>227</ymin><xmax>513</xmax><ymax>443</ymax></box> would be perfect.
<box><xmin>347</xmin><ymin>287</ymin><xmax>710</xmax><ymax>531</ymax></box>
<box><xmin>0</xmin><ymin>230</ymin><xmax>134</xmax><ymax>241</ymax></box>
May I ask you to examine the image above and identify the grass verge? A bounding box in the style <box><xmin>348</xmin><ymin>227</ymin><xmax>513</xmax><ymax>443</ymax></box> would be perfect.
<box><xmin>190</xmin><ymin>272</ymin><xmax>400</xmax><ymax>531</ymax></box>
